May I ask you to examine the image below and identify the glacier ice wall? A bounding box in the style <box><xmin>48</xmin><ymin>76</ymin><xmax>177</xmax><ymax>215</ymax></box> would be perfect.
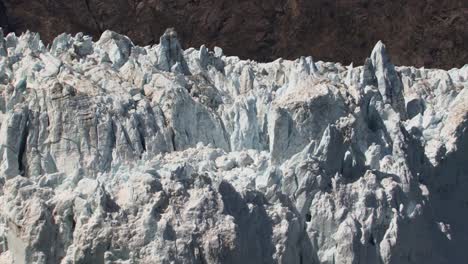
<box><xmin>0</xmin><ymin>28</ymin><xmax>467</xmax><ymax>263</ymax></box>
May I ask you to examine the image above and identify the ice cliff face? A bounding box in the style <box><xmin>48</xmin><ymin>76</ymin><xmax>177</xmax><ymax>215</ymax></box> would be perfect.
<box><xmin>0</xmin><ymin>28</ymin><xmax>467</xmax><ymax>264</ymax></box>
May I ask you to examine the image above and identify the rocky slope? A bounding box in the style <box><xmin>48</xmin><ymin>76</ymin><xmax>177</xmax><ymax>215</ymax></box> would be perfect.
<box><xmin>0</xmin><ymin>28</ymin><xmax>467</xmax><ymax>263</ymax></box>
<box><xmin>1</xmin><ymin>0</ymin><xmax>467</xmax><ymax>69</ymax></box>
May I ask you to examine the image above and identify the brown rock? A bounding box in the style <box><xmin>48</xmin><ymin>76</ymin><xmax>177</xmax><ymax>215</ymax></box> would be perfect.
<box><xmin>1</xmin><ymin>0</ymin><xmax>467</xmax><ymax>69</ymax></box>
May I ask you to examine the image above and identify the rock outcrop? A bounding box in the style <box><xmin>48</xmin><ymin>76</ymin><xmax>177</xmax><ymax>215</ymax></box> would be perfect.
<box><xmin>0</xmin><ymin>29</ymin><xmax>467</xmax><ymax>264</ymax></box>
<box><xmin>0</xmin><ymin>0</ymin><xmax>467</xmax><ymax>69</ymax></box>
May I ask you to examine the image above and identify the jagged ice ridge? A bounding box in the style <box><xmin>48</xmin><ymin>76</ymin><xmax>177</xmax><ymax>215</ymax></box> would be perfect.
<box><xmin>0</xmin><ymin>28</ymin><xmax>467</xmax><ymax>263</ymax></box>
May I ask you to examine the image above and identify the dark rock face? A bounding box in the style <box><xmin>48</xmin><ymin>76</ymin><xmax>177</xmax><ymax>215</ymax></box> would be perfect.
<box><xmin>1</xmin><ymin>0</ymin><xmax>467</xmax><ymax>69</ymax></box>
<box><xmin>0</xmin><ymin>0</ymin><xmax>8</xmax><ymax>31</ymax></box>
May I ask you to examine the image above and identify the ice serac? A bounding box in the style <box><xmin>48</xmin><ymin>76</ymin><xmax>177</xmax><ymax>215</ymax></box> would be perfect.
<box><xmin>370</xmin><ymin>41</ymin><xmax>407</xmax><ymax>119</ymax></box>
<box><xmin>157</xmin><ymin>28</ymin><xmax>190</xmax><ymax>75</ymax></box>
<box><xmin>0</xmin><ymin>29</ymin><xmax>6</xmax><ymax>57</ymax></box>
<box><xmin>0</xmin><ymin>29</ymin><xmax>467</xmax><ymax>264</ymax></box>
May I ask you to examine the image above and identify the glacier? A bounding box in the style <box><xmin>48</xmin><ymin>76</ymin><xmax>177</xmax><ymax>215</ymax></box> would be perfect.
<box><xmin>0</xmin><ymin>28</ymin><xmax>467</xmax><ymax>263</ymax></box>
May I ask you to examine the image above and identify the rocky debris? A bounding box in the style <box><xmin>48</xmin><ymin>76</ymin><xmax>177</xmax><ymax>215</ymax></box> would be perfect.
<box><xmin>0</xmin><ymin>29</ymin><xmax>467</xmax><ymax>263</ymax></box>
